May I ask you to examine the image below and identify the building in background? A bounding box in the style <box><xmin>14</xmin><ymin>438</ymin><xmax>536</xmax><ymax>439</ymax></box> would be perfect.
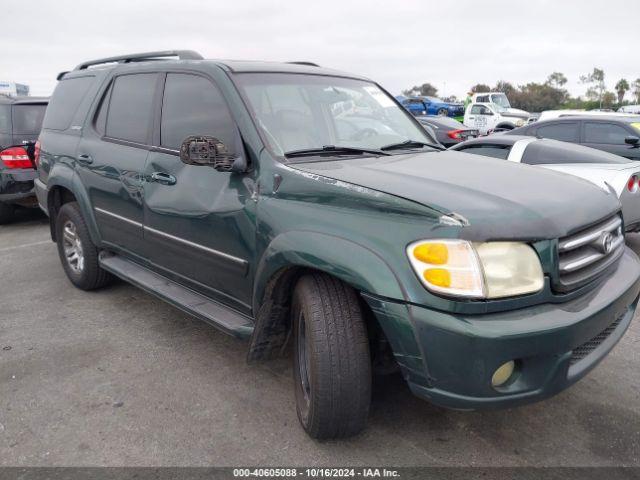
<box><xmin>0</xmin><ymin>82</ymin><xmax>30</xmax><ymax>97</ymax></box>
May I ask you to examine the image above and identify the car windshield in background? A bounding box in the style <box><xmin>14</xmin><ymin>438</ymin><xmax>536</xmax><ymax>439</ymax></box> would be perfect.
<box><xmin>234</xmin><ymin>73</ymin><xmax>435</xmax><ymax>159</ymax></box>
<box><xmin>491</xmin><ymin>94</ymin><xmax>511</xmax><ymax>110</ymax></box>
<box><xmin>12</xmin><ymin>104</ymin><xmax>47</xmax><ymax>135</ymax></box>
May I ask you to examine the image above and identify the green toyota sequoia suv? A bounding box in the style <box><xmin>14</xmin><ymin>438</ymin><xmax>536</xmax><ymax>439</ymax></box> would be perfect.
<box><xmin>36</xmin><ymin>51</ymin><xmax>640</xmax><ymax>439</ymax></box>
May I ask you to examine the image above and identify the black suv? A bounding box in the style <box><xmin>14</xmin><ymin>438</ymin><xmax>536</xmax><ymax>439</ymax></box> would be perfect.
<box><xmin>510</xmin><ymin>115</ymin><xmax>640</xmax><ymax>160</ymax></box>
<box><xmin>0</xmin><ymin>95</ymin><xmax>48</xmax><ymax>222</ymax></box>
<box><xmin>35</xmin><ymin>51</ymin><xmax>640</xmax><ymax>439</ymax></box>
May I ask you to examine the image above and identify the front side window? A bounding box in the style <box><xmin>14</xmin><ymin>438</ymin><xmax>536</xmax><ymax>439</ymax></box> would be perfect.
<box><xmin>584</xmin><ymin>122</ymin><xmax>632</xmax><ymax>144</ymax></box>
<box><xmin>160</xmin><ymin>74</ymin><xmax>236</xmax><ymax>150</ymax></box>
<box><xmin>12</xmin><ymin>104</ymin><xmax>47</xmax><ymax>135</ymax></box>
<box><xmin>234</xmin><ymin>73</ymin><xmax>434</xmax><ymax>158</ymax></box>
<box><xmin>535</xmin><ymin>122</ymin><xmax>579</xmax><ymax>142</ymax></box>
<box><xmin>106</xmin><ymin>73</ymin><xmax>157</xmax><ymax>144</ymax></box>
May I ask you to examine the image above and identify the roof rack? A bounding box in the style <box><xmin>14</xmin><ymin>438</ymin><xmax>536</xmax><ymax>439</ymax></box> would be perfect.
<box><xmin>287</xmin><ymin>61</ymin><xmax>320</xmax><ymax>67</ymax></box>
<box><xmin>73</xmin><ymin>50</ymin><xmax>203</xmax><ymax>71</ymax></box>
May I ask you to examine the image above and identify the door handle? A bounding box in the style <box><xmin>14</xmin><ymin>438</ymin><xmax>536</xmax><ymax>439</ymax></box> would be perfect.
<box><xmin>150</xmin><ymin>172</ymin><xmax>177</xmax><ymax>186</ymax></box>
<box><xmin>77</xmin><ymin>154</ymin><xmax>93</xmax><ymax>165</ymax></box>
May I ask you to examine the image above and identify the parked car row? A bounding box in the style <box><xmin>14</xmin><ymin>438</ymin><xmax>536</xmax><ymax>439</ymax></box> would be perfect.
<box><xmin>4</xmin><ymin>51</ymin><xmax>640</xmax><ymax>442</ymax></box>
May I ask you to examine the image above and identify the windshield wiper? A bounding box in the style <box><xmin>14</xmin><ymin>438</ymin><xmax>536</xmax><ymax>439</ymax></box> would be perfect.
<box><xmin>284</xmin><ymin>145</ymin><xmax>390</xmax><ymax>159</ymax></box>
<box><xmin>380</xmin><ymin>139</ymin><xmax>445</xmax><ymax>152</ymax></box>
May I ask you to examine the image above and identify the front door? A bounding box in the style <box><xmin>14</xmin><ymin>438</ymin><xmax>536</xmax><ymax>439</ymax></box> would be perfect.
<box><xmin>142</xmin><ymin>72</ymin><xmax>256</xmax><ymax>313</ymax></box>
<box><xmin>76</xmin><ymin>72</ymin><xmax>160</xmax><ymax>257</ymax></box>
<box><xmin>583</xmin><ymin>121</ymin><xmax>640</xmax><ymax>160</ymax></box>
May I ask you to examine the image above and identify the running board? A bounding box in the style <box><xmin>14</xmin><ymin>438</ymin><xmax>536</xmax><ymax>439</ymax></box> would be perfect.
<box><xmin>99</xmin><ymin>253</ymin><xmax>254</xmax><ymax>339</ymax></box>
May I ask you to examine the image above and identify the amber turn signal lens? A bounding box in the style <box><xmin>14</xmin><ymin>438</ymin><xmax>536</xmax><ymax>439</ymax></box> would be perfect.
<box><xmin>423</xmin><ymin>268</ymin><xmax>451</xmax><ymax>287</ymax></box>
<box><xmin>413</xmin><ymin>243</ymin><xmax>448</xmax><ymax>265</ymax></box>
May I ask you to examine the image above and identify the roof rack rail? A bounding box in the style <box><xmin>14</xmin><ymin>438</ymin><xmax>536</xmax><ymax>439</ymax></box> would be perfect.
<box><xmin>287</xmin><ymin>61</ymin><xmax>320</xmax><ymax>67</ymax></box>
<box><xmin>74</xmin><ymin>50</ymin><xmax>203</xmax><ymax>71</ymax></box>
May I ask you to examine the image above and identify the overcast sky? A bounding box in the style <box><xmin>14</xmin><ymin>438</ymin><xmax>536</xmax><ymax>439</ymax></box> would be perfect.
<box><xmin>2</xmin><ymin>0</ymin><xmax>638</xmax><ymax>100</ymax></box>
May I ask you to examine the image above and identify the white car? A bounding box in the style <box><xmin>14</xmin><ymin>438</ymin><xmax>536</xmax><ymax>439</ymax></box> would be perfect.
<box><xmin>472</xmin><ymin>92</ymin><xmax>529</xmax><ymax>117</ymax></box>
<box><xmin>538</xmin><ymin>109</ymin><xmax>639</xmax><ymax>121</ymax></box>
<box><xmin>451</xmin><ymin>135</ymin><xmax>640</xmax><ymax>231</ymax></box>
<box><xmin>463</xmin><ymin>102</ymin><xmax>529</xmax><ymax>135</ymax></box>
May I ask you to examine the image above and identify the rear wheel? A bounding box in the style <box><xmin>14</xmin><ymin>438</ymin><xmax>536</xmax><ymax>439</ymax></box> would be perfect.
<box><xmin>292</xmin><ymin>273</ymin><xmax>371</xmax><ymax>439</ymax></box>
<box><xmin>0</xmin><ymin>202</ymin><xmax>14</xmax><ymax>224</ymax></box>
<box><xmin>55</xmin><ymin>202</ymin><xmax>111</xmax><ymax>290</ymax></box>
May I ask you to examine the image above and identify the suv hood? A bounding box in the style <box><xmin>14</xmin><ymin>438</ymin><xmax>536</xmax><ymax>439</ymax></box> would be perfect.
<box><xmin>290</xmin><ymin>150</ymin><xmax>620</xmax><ymax>241</ymax></box>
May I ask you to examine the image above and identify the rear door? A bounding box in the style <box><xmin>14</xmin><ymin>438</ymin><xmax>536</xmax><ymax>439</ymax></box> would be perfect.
<box><xmin>582</xmin><ymin>121</ymin><xmax>640</xmax><ymax>160</ymax></box>
<box><xmin>531</xmin><ymin>121</ymin><xmax>580</xmax><ymax>143</ymax></box>
<box><xmin>142</xmin><ymin>72</ymin><xmax>256</xmax><ymax>312</ymax></box>
<box><xmin>76</xmin><ymin>72</ymin><xmax>160</xmax><ymax>257</ymax></box>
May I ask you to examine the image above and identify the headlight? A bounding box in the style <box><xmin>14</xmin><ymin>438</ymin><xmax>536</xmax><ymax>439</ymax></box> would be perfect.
<box><xmin>407</xmin><ymin>240</ymin><xmax>544</xmax><ymax>299</ymax></box>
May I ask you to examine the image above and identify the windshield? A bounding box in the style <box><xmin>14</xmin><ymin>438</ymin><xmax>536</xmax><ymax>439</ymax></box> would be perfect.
<box><xmin>234</xmin><ymin>73</ymin><xmax>435</xmax><ymax>159</ymax></box>
<box><xmin>491</xmin><ymin>94</ymin><xmax>511</xmax><ymax>110</ymax></box>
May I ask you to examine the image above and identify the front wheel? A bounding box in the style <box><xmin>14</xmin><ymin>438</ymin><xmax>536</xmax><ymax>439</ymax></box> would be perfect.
<box><xmin>55</xmin><ymin>202</ymin><xmax>111</xmax><ymax>290</ymax></box>
<box><xmin>437</xmin><ymin>108</ymin><xmax>449</xmax><ymax>116</ymax></box>
<box><xmin>292</xmin><ymin>273</ymin><xmax>371</xmax><ymax>439</ymax></box>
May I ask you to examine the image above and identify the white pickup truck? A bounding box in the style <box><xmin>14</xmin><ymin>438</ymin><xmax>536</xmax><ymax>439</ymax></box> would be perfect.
<box><xmin>463</xmin><ymin>92</ymin><xmax>529</xmax><ymax>134</ymax></box>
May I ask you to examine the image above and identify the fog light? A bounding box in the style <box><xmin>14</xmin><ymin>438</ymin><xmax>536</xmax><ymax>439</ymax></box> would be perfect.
<box><xmin>491</xmin><ymin>361</ymin><xmax>515</xmax><ymax>387</ymax></box>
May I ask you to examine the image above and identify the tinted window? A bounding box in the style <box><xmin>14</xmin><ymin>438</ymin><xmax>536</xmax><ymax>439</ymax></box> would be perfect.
<box><xmin>459</xmin><ymin>144</ymin><xmax>511</xmax><ymax>160</ymax></box>
<box><xmin>0</xmin><ymin>105</ymin><xmax>9</xmax><ymax>133</ymax></box>
<box><xmin>522</xmin><ymin>140</ymin><xmax>630</xmax><ymax>165</ymax></box>
<box><xmin>160</xmin><ymin>74</ymin><xmax>236</xmax><ymax>150</ymax></box>
<box><xmin>584</xmin><ymin>122</ymin><xmax>631</xmax><ymax>144</ymax></box>
<box><xmin>476</xmin><ymin>95</ymin><xmax>489</xmax><ymax>102</ymax></box>
<box><xmin>535</xmin><ymin>122</ymin><xmax>579</xmax><ymax>142</ymax></box>
<box><xmin>106</xmin><ymin>74</ymin><xmax>157</xmax><ymax>144</ymax></box>
<box><xmin>43</xmin><ymin>76</ymin><xmax>94</xmax><ymax>130</ymax></box>
<box><xmin>12</xmin><ymin>104</ymin><xmax>47</xmax><ymax>135</ymax></box>
<box><xmin>93</xmin><ymin>83</ymin><xmax>112</xmax><ymax>136</ymax></box>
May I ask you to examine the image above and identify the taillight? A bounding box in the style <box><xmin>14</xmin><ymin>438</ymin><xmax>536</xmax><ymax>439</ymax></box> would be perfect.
<box><xmin>0</xmin><ymin>146</ymin><xmax>32</xmax><ymax>169</ymax></box>
<box><xmin>628</xmin><ymin>175</ymin><xmax>639</xmax><ymax>193</ymax></box>
<box><xmin>34</xmin><ymin>140</ymin><xmax>41</xmax><ymax>168</ymax></box>
<box><xmin>447</xmin><ymin>129</ymin><xmax>465</xmax><ymax>139</ymax></box>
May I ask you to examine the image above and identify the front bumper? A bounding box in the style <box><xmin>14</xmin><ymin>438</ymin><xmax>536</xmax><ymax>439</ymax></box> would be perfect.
<box><xmin>0</xmin><ymin>168</ymin><xmax>38</xmax><ymax>205</ymax></box>
<box><xmin>364</xmin><ymin>247</ymin><xmax>640</xmax><ymax>410</ymax></box>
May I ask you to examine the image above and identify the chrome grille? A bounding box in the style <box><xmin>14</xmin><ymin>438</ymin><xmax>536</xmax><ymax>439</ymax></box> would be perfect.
<box><xmin>570</xmin><ymin>313</ymin><xmax>623</xmax><ymax>365</ymax></box>
<box><xmin>556</xmin><ymin>214</ymin><xmax>624</xmax><ymax>292</ymax></box>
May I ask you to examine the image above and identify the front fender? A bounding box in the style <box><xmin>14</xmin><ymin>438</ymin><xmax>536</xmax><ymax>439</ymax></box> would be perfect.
<box><xmin>46</xmin><ymin>164</ymin><xmax>101</xmax><ymax>245</ymax></box>
<box><xmin>253</xmin><ymin>230</ymin><xmax>407</xmax><ymax>310</ymax></box>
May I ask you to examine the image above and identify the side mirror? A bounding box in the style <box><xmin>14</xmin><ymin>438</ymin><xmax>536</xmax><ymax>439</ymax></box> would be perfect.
<box><xmin>179</xmin><ymin>136</ymin><xmax>246</xmax><ymax>172</ymax></box>
<box><xmin>625</xmin><ymin>136</ymin><xmax>639</xmax><ymax>146</ymax></box>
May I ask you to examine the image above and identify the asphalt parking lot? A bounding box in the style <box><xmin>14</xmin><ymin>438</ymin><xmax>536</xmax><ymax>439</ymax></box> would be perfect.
<box><xmin>0</xmin><ymin>209</ymin><xmax>639</xmax><ymax>467</ymax></box>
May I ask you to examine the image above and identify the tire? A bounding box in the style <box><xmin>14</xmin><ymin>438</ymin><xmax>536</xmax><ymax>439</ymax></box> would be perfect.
<box><xmin>292</xmin><ymin>273</ymin><xmax>371</xmax><ymax>439</ymax></box>
<box><xmin>55</xmin><ymin>202</ymin><xmax>111</xmax><ymax>290</ymax></box>
<box><xmin>437</xmin><ymin>108</ymin><xmax>448</xmax><ymax>116</ymax></box>
<box><xmin>0</xmin><ymin>202</ymin><xmax>14</xmax><ymax>224</ymax></box>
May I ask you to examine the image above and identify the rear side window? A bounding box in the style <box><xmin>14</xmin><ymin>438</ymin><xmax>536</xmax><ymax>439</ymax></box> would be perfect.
<box><xmin>12</xmin><ymin>104</ymin><xmax>47</xmax><ymax>135</ymax></box>
<box><xmin>0</xmin><ymin>105</ymin><xmax>9</xmax><ymax>133</ymax></box>
<box><xmin>106</xmin><ymin>73</ymin><xmax>157</xmax><ymax>144</ymax></box>
<box><xmin>458</xmin><ymin>144</ymin><xmax>511</xmax><ymax>160</ymax></box>
<box><xmin>43</xmin><ymin>76</ymin><xmax>94</xmax><ymax>130</ymax></box>
<box><xmin>534</xmin><ymin>122</ymin><xmax>579</xmax><ymax>142</ymax></box>
<box><xmin>160</xmin><ymin>73</ymin><xmax>236</xmax><ymax>150</ymax></box>
<box><xmin>584</xmin><ymin>122</ymin><xmax>631</xmax><ymax>144</ymax></box>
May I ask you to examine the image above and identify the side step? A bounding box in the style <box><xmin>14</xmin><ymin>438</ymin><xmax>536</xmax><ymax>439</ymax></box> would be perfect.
<box><xmin>99</xmin><ymin>253</ymin><xmax>254</xmax><ymax>339</ymax></box>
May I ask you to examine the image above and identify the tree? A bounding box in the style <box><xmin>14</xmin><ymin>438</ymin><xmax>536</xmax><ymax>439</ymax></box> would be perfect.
<box><xmin>402</xmin><ymin>83</ymin><xmax>438</xmax><ymax>97</ymax></box>
<box><xmin>615</xmin><ymin>79</ymin><xmax>630</xmax><ymax>104</ymax></box>
<box><xmin>633</xmin><ymin>78</ymin><xmax>640</xmax><ymax>103</ymax></box>
<box><xmin>509</xmin><ymin>82</ymin><xmax>569</xmax><ymax>112</ymax></box>
<box><xmin>546</xmin><ymin>72</ymin><xmax>568</xmax><ymax>89</ymax></box>
<box><xmin>580</xmin><ymin>68</ymin><xmax>606</xmax><ymax>108</ymax></box>
<box><xmin>602</xmin><ymin>92</ymin><xmax>617</xmax><ymax>108</ymax></box>
<box><xmin>493</xmin><ymin>80</ymin><xmax>516</xmax><ymax>97</ymax></box>
<box><xmin>470</xmin><ymin>83</ymin><xmax>491</xmax><ymax>94</ymax></box>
